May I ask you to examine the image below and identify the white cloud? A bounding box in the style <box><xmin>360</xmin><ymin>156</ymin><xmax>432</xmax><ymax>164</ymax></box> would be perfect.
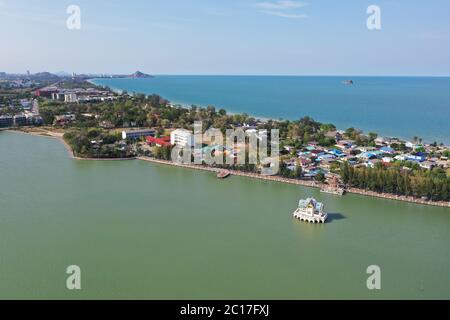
<box><xmin>262</xmin><ymin>10</ymin><xmax>308</xmax><ymax>19</ymax></box>
<box><xmin>256</xmin><ymin>1</ymin><xmax>307</xmax><ymax>10</ymax></box>
<box><xmin>256</xmin><ymin>1</ymin><xmax>309</xmax><ymax>19</ymax></box>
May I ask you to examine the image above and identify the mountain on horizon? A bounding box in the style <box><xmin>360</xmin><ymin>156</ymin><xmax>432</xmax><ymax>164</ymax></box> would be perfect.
<box><xmin>27</xmin><ymin>72</ymin><xmax>61</xmax><ymax>81</ymax></box>
<box><xmin>54</xmin><ymin>71</ymin><xmax>72</xmax><ymax>77</ymax></box>
<box><xmin>130</xmin><ymin>71</ymin><xmax>153</xmax><ymax>78</ymax></box>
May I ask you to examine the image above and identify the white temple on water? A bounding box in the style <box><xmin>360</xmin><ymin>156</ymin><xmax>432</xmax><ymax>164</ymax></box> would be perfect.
<box><xmin>293</xmin><ymin>197</ymin><xmax>328</xmax><ymax>223</ymax></box>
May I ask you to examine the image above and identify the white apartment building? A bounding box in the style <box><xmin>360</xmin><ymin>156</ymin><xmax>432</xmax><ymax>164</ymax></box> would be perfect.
<box><xmin>64</xmin><ymin>93</ymin><xmax>78</xmax><ymax>103</ymax></box>
<box><xmin>170</xmin><ymin>129</ymin><xmax>194</xmax><ymax>147</ymax></box>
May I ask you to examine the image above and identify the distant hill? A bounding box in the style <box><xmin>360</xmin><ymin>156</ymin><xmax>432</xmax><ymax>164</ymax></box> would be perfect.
<box><xmin>31</xmin><ymin>72</ymin><xmax>61</xmax><ymax>81</ymax></box>
<box><xmin>129</xmin><ymin>71</ymin><xmax>153</xmax><ymax>79</ymax></box>
<box><xmin>54</xmin><ymin>71</ymin><xmax>72</xmax><ymax>77</ymax></box>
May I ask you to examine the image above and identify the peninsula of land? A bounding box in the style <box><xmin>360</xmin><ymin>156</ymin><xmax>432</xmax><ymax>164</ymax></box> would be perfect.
<box><xmin>1</xmin><ymin>74</ymin><xmax>449</xmax><ymax>207</ymax></box>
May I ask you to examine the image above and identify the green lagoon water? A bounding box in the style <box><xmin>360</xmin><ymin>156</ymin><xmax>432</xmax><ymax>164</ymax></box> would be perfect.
<box><xmin>0</xmin><ymin>131</ymin><xmax>449</xmax><ymax>299</ymax></box>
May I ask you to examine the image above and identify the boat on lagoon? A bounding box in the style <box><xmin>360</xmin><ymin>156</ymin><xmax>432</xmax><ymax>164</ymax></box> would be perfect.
<box><xmin>217</xmin><ymin>170</ymin><xmax>231</xmax><ymax>179</ymax></box>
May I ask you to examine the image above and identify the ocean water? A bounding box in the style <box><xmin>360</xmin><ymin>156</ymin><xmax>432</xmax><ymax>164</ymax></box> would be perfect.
<box><xmin>91</xmin><ymin>76</ymin><xmax>450</xmax><ymax>144</ymax></box>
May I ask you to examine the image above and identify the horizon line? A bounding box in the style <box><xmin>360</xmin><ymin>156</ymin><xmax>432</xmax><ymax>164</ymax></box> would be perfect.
<box><xmin>3</xmin><ymin>70</ymin><xmax>450</xmax><ymax>78</ymax></box>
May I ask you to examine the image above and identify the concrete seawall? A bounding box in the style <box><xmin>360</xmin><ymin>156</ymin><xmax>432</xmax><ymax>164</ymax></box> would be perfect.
<box><xmin>5</xmin><ymin>130</ymin><xmax>449</xmax><ymax>208</ymax></box>
<box><xmin>136</xmin><ymin>157</ymin><xmax>450</xmax><ymax>208</ymax></box>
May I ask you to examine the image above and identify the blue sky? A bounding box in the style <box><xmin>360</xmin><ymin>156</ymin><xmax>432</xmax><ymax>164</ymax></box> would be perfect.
<box><xmin>1</xmin><ymin>0</ymin><xmax>450</xmax><ymax>75</ymax></box>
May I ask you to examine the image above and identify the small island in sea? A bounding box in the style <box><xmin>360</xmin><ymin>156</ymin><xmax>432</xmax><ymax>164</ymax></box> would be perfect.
<box><xmin>129</xmin><ymin>71</ymin><xmax>153</xmax><ymax>79</ymax></box>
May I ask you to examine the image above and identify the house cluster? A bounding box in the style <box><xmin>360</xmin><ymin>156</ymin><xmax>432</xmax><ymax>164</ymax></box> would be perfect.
<box><xmin>53</xmin><ymin>114</ymin><xmax>77</xmax><ymax>126</ymax></box>
<box><xmin>0</xmin><ymin>79</ymin><xmax>33</xmax><ymax>89</ymax></box>
<box><xmin>0</xmin><ymin>112</ymin><xmax>43</xmax><ymax>128</ymax></box>
<box><xmin>283</xmin><ymin>131</ymin><xmax>449</xmax><ymax>178</ymax></box>
<box><xmin>35</xmin><ymin>86</ymin><xmax>118</xmax><ymax>103</ymax></box>
<box><xmin>122</xmin><ymin>127</ymin><xmax>240</xmax><ymax>160</ymax></box>
<box><xmin>120</xmin><ymin>127</ymin><xmax>449</xmax><ymax>175</ymax></box>
<box><xmin>0</xmin><ymin>98</ymin><xmax>33</xmax><ymax>110</ymax></box>
<box><xmin>0</xmin><ymin>99</ymin><xmax>43</xmax><ymax>128</ymax></box>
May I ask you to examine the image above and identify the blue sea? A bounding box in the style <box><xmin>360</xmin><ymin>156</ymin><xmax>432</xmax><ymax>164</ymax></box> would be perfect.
<box><xmin>91</xmin><ymin>76</ymin><xmax>450</xmax><ymax>144</ymax></box>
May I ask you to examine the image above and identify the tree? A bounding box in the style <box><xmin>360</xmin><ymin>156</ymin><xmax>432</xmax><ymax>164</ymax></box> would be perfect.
<box><xmin>368</xmin><ymin>132</ymin><xmax>378</xmax><ymax>142</ymax></box>
<box><xmin>315</xmin><ymin>172</ymin><xmax>326</xmax><ymax>183</ymax></box>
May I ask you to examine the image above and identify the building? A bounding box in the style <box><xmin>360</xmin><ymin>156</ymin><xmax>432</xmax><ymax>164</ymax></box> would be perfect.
<box><xmin>293</xmin><ymin>198</ymin><xmax>327</xmax><ymax>223</ymax></box>
<box><xmin>336</xmin><ymin>140</ymin><xmax>355</xmax><ymax>149</ymax></box>
<box><xmin>64</xmin><ymin>93</ymin><xmax>78</xmax><ymax>103</ymax></box>
<box><xmin>380</xmin><ymin>146</ymin><xmax>395</xmax><ymax>155</ymax></box>
<box><xmin>245</xmin><ymin>128</ymin><xmax>268</xmax><ymax>141</ymax></box>
<box><xmin>382</xmin><ymin>157</ymin><xmax>394</xmax><ymax>164</ymax></box>
<box><xmin>328</xmin><ymin>148</ymin><xmax>346</xmax><ymax>157</ymax></box>
<box><xmin>122</xmin><ymin>129</ymin><xmax>155</xmax><ymax>140</ymax></box>
<box><xmin>406</xmin><ymin>154</ymin><xmax>426</xmax><ymax>162</ymax></box>
<box><xmin>146</xmin><ymin>136</ymin><xmax>171</xmax><ymax>147</ymax></box>
<box><xmin>54</xmin><ymin>114</ymin><xmax>76</xmax><ymax>126</ymax></box>
<box><xmin>374</xmin><ymin>137</ymin><xmax>388</xmax><ymax>145</ymax></box>
<box><xmin>325</xmin><ymin>130</ymin><xmax>343</xmax><ymax>141</ymax></box>
<box><xmin>0</xmin><ymin>115</ymin><xmax>13</xmax><ymax>127</ymax></box>
<box><xmin>20</xmin><ymin>99</ymin><xmax>32</xmax><ymax>109</ymax></box>
<box><xmin>13</xmin><ymin>114</ymin><xmax>27</xmax><ymax>126</ymax></box>
<box><xmin>35</xmin><ymin>88</ymin><xmax>57</xmax><ymax>98</ymax></box>
<box><xmin>51</xmin><ymin>92</ymin><xmax>65</xmax><ymax>101</ymax></box>
<box><xmin>358</xmin><ymin>150</ymin><xmax>383</xmax><ymax>160</ymax></box>
<box><xmin>170</xmin><ymin>129</ymin><xmax>194</xmax><ymax>147</ymax></box>
<box><xmin>30</xmin><ymin>115</ymin><xmax>44</xmax><ymax>126</ymax></box>
<box><xmin>99</xmin><ymin>120</ymin><xmax>114</xmax><ymax>129</ymax></box>
<box><xmin>420</xmin><ymin>161</ymin><xmax>435</xmax><ymax>170</ymax></box>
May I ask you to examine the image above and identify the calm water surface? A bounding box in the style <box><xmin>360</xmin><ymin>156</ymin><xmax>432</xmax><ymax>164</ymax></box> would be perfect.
<box><xmin>91</xmin><ymin>76</ymin><xmax>450</xmax><ymax>144</ymax></box>
<box><xmin>0</xmin><ymin>132</ymin><xmax>449</xmax><ymax>299</ymax></box>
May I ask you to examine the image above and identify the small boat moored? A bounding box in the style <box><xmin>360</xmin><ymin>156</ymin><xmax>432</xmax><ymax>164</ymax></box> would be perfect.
<box><xmin>293</xmin><ymin>197</ymin><xmax>328</xmax><ymax>223</ymax></box>
<box><xmin>217</xmin><ymin>170</ymin><xmax>231</xmax><ymax>179</ymax></box>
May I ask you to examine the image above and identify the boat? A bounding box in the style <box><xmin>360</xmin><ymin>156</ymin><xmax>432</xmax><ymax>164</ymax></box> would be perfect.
<box><xmin>293</xmin><ymin>197</ymin><xmax>328</xmax><ymax>223</ymax></box>
<box><xmin>217</xmin><ymin>170</ymin><xmax>231</xmax><ymax>179</ymax></box>
<box><xmin>342</xmin><ymin>80</ymin><xmax>354</xmax><ymax>85</ymax></box>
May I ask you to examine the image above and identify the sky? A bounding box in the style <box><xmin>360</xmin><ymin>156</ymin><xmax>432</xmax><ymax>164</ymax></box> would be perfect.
<box><xmin>1</xmin><ymin>0</ymin><xmax>450</xmax><ymax>76</ymax></box>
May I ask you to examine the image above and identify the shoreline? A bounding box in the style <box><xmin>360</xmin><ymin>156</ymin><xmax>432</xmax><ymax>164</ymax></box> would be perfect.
<box><xmin>5</xmin><ymin>128</ymin><xmax>135</xmax><ymax>161</ymax></box>
<box><xmin>88</xmin><ymin>77</ymin><xmax>450</xmax><ymax>145</ymax></box>
<box><xmin>5</xmin><ymin>129</ymin><xmax>449</xmax><ymax>208</ymax></box>
<box><xmin>89</xmin><ymin>78</ymin><xmax>273</xmax><ymax>123</ymax></box>
<box><xmin>136</xmin><ymin>157</ymin><xmax>450</xmax><ymax>208</ymax></box>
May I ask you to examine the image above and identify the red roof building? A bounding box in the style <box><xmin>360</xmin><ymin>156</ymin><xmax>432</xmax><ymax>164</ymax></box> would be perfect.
<box><xmin>146</xmin><ymin>136</ymin><xmax>171</xmax><ymax>147</ymax></box>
